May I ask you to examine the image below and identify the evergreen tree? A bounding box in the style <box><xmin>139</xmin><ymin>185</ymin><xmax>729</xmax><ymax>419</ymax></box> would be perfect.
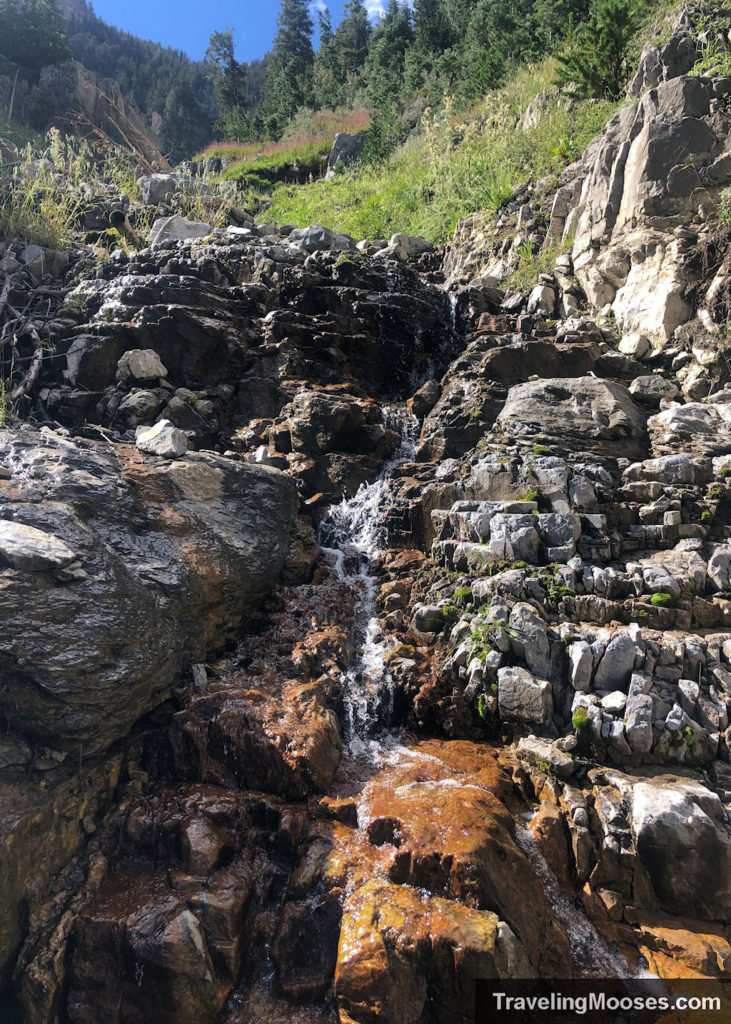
<box><xmin>263</xmin><ymin>0</ymin><xmax>314</xmax><ymax>129</ymax></box>
<box><xmin>333</xmin><ymin>0</ymin><xmax>371</xmax><ymax>79</ymax></box>
<box><xmin>555</xmin><ymin>0</ymin><xmax>639</xmax><ymax>98</ymax></box>
<box><xmin>312</xmin><ymin>8</ymin><xmax>343</xmax><ymax>110</ymax></box>
<box><xmin>206</xmin><ymin>29</ymin><xmax>245</xmax><ymax>111</ymax></box>
<box><xmin>363</xmin><ymin>0</ymin><xmax>414</xmax><ymax>108</ymax></box>
<box><xmin>0</xmin><ymin>0</ymin><xmax>71</xmax><ymax>71</ymax></box>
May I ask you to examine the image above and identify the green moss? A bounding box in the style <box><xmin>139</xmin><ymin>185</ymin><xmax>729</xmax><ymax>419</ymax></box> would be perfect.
<box><xmin>532</xmin><ymin>444</ymin><xmax>552</xmax><ymax>456</ymax></box>
<box><xmin>650</xmin><ymin>591</ymin><xmax>675</xmax><ymax>608</ymax></box>
<box><xmin>572</xmin><ymin>706</ymin><xmax>591</xmax><ymax>733</ymax></box>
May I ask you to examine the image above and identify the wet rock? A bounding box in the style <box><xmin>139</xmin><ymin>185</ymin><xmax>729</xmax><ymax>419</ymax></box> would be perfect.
<box><xmin>272</xmin><ymin>895</ymin><xmax>342</xmax><ymax>1002</ymax></box>
<box><xmin>0</xmin><ymin>428</ymin><xmax>298</xmax><ymax>753</ymax></box>
<box><xmin>357</xmin><ymin>741</ymin><xmax>571</xmax><ymax>975</ymax></box>
<box><xmin>0</xmin><ymin>521</ymin><xmax>78</xmax><ymax>572</ymax></box>
<box><xmin>335</xmin><ymin>879</ymin><xmax>532</xmax><ymax>1024</ymax></box>
<box><xmin>169</xmin><ymin>679</ymin><xmax>341</xmax><ymax>799</ymax></box>
<box><xmin>67</xmin><ymin>874</ymin><xmax>227</xmax><ymax>1024</ymax></box>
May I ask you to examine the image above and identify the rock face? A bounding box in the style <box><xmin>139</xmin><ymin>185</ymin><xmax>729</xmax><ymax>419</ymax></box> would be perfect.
<box><xmin>335</xmin><ymin>880</ymin><xmax>530</xmax><ymax>1024</ymax></box>
<box><xmin>8</xmin><ymin>16</ymin><xmax>731</xmax><ymax>1012</ymax></box>
<box><xmin>569</xmin><ymin>75</ymin><xmax>731</xmax><ymax>346</ymax></box>
<box><xmin>0</xmin><ymin>427</ymin><xmax>298</xmax><ymax>754</ymax></box>
<box><xmin>496</xmin><ymin>377</ymin><xmax>647</xmax><ymax>456</ymax></box>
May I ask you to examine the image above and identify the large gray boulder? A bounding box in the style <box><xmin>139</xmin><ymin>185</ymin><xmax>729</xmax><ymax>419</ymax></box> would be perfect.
<box><xmin>288</xmin><ymin>225</ymin><xmax>356</xmax><ymax>253</ymax></box>
<box><xmin>498</xmin><ymin>666</ymin><xmax>553</xmax><ymax>724</ymax></box>
<box><xmin>0</xmin><ymin>427</ymin><xmax>298</xmax><ymax>755</ymax></box>
<box><xmin>327</xmin><ymin>132</ymin><xmax>366</xmax><ymax>174</ymax></box>
<box><xmin>496</xmin><ymin>377</ymin><xmax>647</xmax><ymax>457</ymax></box>
<box><xmin>631</xmin><ymin>777</ymin><xmax>731</xmax><ymax>920</ymax></box>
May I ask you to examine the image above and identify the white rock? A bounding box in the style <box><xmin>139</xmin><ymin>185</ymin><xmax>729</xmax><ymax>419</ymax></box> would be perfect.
<box><xmin>498</xmin><ymin>666</ymin><xmax>553</xmax><ymax>724</ymax></box>
<box><xmin>135</xmin><ymin>420</ymin><xmax>187</xmax><ymax>459</ymax></box>
<box><xmin>0</xmin><ymin>521</ymin><xmax>78</xmax><ymax>571</ymax></box>
<box><xmin>618</xmin><ymin>332</ymin><xmax>651</xmax><ymax>358</ymax></box>
<box><xmin>569</xmin><ymin>640</ymin><xmax>594</xmax><ymax>691</ymax></box>
<box><xmin>149</xmin><ymin>213</ymin><xmax>210</xmax><ymax>248</ymax></box>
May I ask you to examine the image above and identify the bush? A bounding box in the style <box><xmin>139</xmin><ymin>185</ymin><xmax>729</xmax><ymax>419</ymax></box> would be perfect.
<box><xmin>555</xmin><ymin>0</ymin><xmax>642</xmax><ymax>100</ymax></box>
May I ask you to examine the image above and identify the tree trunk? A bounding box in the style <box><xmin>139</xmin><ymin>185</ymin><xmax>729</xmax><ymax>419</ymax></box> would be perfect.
<box><xmin>8</xmin><ymin>66</ymin><xmax>20</xmax><ymax>122</ymax></box>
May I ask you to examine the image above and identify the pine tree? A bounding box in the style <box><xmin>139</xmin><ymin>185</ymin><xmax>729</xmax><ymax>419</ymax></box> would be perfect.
<box><xmin>263</xmin><ymin>0</ymin><xmax>314</xmax><ymax>129</ymax></box>
<box><xmin>333</xmin><ymin>0</ymin><xmax>371</xmax><ymax>79</ymax></box>
<box><xmin>206</xmin><ymin>29</ymin><xmax>246</xmax><ymax>112</ymax></box>
<box><xmin>0</xmin><ymin>0</ymin><xmax>71</xmax><ymax>71</ymax></box>
<box><xmin>555</xmin><ymin>0</ymin><xmax>639</xmax><ymax>98</ymax></box>
<box><xmin>312</xmin><ymin>8</ymin><xmax>343</xmax><ymax>110</ymax></box>
<box><xmin>363</xmin><ymin>0</ymin><xmax>414</xmax><ymax>108</ymax></box>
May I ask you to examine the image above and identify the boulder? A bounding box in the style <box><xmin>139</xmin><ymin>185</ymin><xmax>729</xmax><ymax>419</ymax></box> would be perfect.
<box><xmin>116</xmin><ymin>349</ymin><xmax>168</xmax><ymax>383</ymax></box>
<box><xmin>135</xmin><ymin>419</ymin><xmax>188</xmax><ymax>458</ymax></box>
<box><xmin>497</xmin><ymin>377</ymin><xmax>647</xmax><ymax>457</ymax></box>
<box><xmin>648</xmin><ymin>403</ymin><xmax>731</xmax><ymax>457</ymax></box>
<box><xmin>594</xmin><ymin>633</ymin><xmax>637</xmax><ymax>691</ymax></box>
<box><xmin>631</xmin><ymin>778</ymin><xmax>731</xmax><ymax>920</ymax></box>
<box><xmin>335</xmin><ymin>880</ymin><xmax>531</xmax><ymax>1024</ymax></box>
<box><xmin>498</xmin><ymin>666</ymin><xmax>553</xmax><ymax>724</ymax></box>
<box><xmin>137</xmin><ymin>173</ymin><xmax>181</xmax><ymax>205</ymax></box>
<box><xmin>288</xmin><ymin>225</ymin><xmax>356</xmax><ymax>253</ymax></box>
<box><xmin>149</xmin><ymin>214</ymin><xmax>210</xmax><ymax>248</ymax></box>
<box><xmin>327</xmin><ymin>132</ymin><xmax>366</xmax><ymax>174</ymax></box>
<box><xmin>0</xmin><ymin>427</ymin><xmax>298</xmax><ymax>754</ymax></box>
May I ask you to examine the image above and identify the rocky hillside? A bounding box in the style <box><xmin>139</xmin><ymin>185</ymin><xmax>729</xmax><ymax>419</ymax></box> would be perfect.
<box><xmin>1</xmin><ymin>8</ymin><xmax>731</xmax><ymax>1024</ymax></box>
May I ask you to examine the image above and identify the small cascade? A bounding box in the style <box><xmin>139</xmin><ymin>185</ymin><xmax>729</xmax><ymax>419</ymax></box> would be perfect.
<box><xmin>516</xmin><ymin>825</ymin><xmax>648</xmax><ymax>979</ymax></box>
<box><xmin>318</xmin><ymin>407</ymin><xmax>418</xmax><ymax>748</ymax></box>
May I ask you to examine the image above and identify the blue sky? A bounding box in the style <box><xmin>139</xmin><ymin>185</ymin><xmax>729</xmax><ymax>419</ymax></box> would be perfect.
<box><xmin>87</xmin><ymin>0</ymin><xmax>388</xmax><ymax>62</ymax></box>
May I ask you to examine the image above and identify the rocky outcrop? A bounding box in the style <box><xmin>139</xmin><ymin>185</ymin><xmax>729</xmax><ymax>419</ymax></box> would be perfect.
<box><xmin>0</xmin><ymin>427</ymin><xmax>298</xmax><ymax>754</ymax></box>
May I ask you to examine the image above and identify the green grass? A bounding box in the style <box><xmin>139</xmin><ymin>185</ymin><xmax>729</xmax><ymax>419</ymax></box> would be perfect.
<box><xmin>0</xmin><ymin>113</ymin><xmax>43</xmax><ymax>153</ymax></box>
<box><xmin>263</xmin><ymin>60</ymin><xmax>616</xmax><ymax>243</ymax></box>
<box><xmin>198</xmin><ymin>108</ymin><xmax>371</xmax><ymax>187</ymax></box>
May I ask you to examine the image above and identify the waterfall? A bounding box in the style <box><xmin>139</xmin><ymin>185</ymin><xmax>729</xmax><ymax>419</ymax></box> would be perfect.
<box><xmin>516</xmin><ymin>824</ymin><xmax>653</xmax><ymax>979</ymax></box>
<box><xmin>318</xmin><ymin>407</ymin><xmax>418</xmax><ymax>751</ymax></box>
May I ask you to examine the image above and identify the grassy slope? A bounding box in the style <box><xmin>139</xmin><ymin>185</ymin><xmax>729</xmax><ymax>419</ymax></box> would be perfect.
<box><xmin>262</xmin><ymin>62</ymin><xmax>615</xmax><ymax>243</ymax></box>
<box><xmin>260</xmin><ymin>0</ymin><xmax>680</xmax><ymax>244</ymax></box>
<box><xmin>198</xmin><ymin>110</ymin><xmax>370</xmax><ymax>185</ymax></box>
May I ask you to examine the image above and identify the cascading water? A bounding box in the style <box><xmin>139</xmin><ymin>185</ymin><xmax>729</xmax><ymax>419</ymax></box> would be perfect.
<box><xmin>517</xmin><ymin>824</ymin><xmax>653</xmax><ymax>979</ymax></box>
<box><xmin>318</xmin><ymin>407</ymin><xmax>419</xmax><ymax>751</ymax></box>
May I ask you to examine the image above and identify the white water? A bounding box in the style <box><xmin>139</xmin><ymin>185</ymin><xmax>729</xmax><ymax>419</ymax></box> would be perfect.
<box><xmin>319</xmin><ymin>407</ymin><xmax>419</xmax><ymax>749</ymax></box>
<box><xmin>517</xmin><ymin>824</ymin><xmax>653</xmax><ymax>979</ymax></box>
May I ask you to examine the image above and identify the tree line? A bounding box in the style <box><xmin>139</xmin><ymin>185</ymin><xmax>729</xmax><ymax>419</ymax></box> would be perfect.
<box><xmin>0</xmin><ymin>0</ymin><xmax>642</xmax><ymax>158</ymax></box>
<box><xmin>207</xmin><ymin>0</ymin><xmax>641</xmax><ymax>143</ymax></box>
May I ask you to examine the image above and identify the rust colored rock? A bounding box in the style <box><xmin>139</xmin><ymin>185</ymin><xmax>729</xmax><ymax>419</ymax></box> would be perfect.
<box><xmin>358</xmin><ymin>740</ymin><xmax>572</xmax><ymax>977</ymax></box>
<box><xmin>334</xmin><ymin>879</ymin><xmax>532</xmax><ymax>1024</ymax></box>
<box><xmin>170</xmin><ymin>680</ymin><xmax>342</xmax><ymax>799</ymax></box>
<box><xmin>66</xmin><ymin>872</ymin><xmax>225</xmax><ymax>1024</ymax></box>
